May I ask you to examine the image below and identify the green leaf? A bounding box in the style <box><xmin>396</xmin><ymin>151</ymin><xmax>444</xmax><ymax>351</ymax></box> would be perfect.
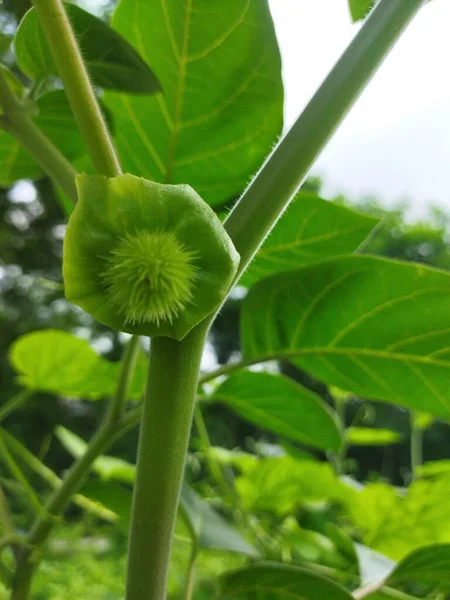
<box><xmin>388</xmin><ymin>544</ymin><xmax>450</xmax><ymax>586</ymax></box>
<box><xmin>345</xmin><ymin>428</ymin><xmax>402</xmax><ymax>447</ymax></box>
<box><xmin>0</xmin><ymin>91</ymin><xmax>85</xmax><ymax>185</ymax></box>
<box><xmin>105</xmin><ymin>0</ymin><xmax>283</xmax><ymax>206</ymax></box>
<box><xmin>235</xmin><ymin>457</ymin><xmax>354</xmax><ymax>515</ymax></box>
<box><xmin>9</xmin><ymin>329</ymin><xmax>146</xmax><ymax>400</ymax></box>
<box><xmin>349</xmin><ymin>479</ymin><xmax>450</xmax><ymax>560</ymax></box>
<box><xmin>213</xmin><ymin>371</ymin><xmax>341</xmax><ymax>452</ymax></box>
<box><xmin>349</xmin><ymin>0</ymin><xmax>374</xmax><ymax>22</ymax></box>
<box><xmin>180</xmin><ymin>484</ymin><xmax>257</xmax><ymax>555</ymax></box>
<box><xmin>242</xmin><ymin>193</ymin><xmax>378</xmax><ymax>287</ymax></box>
<box><xmin>417</xmin><ymin>459</ymin><xmax>450</xmax><ymax>477</ymax></box>
<box><xmin>220</xmin><ymin>563</ymin><xmax>353</xmax><ymax>599</ymax></box>
<box><xmin>15</xmin><ymin>4</ymin><xmax>160</xmax><ymax>94</ymax></box>
<box><xmin>241</xmin><ymin>256</ymin><xmax>450</xmax><ymax>419</ymax></box>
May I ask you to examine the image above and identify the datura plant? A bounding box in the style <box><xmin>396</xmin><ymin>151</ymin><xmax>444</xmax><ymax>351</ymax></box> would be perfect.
<box><xmin>63</xmin><ymin>174</ymin><xmax>240</xmax><ymax>339</ymax></box>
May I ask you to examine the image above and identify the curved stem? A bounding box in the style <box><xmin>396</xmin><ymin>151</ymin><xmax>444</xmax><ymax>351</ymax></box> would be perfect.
<box><xmin>32</xmin><ymin>0</ymin><xmax>121</xmax><ymax>177</ymax></box>
<box><xmin>126</xmin><ymin>325</ymin><xmax>208</xmax><ymax>600</ymax></box>
<box><xmin>0</xmin><ymin>70</ymin><xmax>77</xmax><ymax>203</ymax></box>
<box><xmin>183</xmin><ymin>546</ymin><xmax>198</xmax><ymax>600</ymax></box>
<box><xmin>105</xmin><ymin>335</ymin><xmax>141</xmax><ymax>424</ymax></box>
<box><xmin>353</xmin><ymin>581</ymin><xmax>384</xmax><ymax>599</ymax></box>
<box><xmin>224</xmin><ymin>0</ymin><xmax>425</xmax><ymax>277</ymax></box>
<box><xmin>0</xmin><ymin>390</ymin><xmax>33</xmax><ymax>425</ymax></box>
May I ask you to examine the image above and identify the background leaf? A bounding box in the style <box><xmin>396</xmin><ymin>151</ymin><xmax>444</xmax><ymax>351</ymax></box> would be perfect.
<box><xmin>345</xmin><ymin>428</ymin><xmax>402</xmax><ymax>447</ymax></box>
<box><xmin>235</xmin><ymin>457</ymin><xmax>354</xmax><ymax>515</ymax></box>
<box><xmin>241</xmin><ymin>256</ymin><xmax>450</xmax><ymax>418</ymax></box>
<box><xmin>15</xmin><ymin>4</ymin><xmax>160</xmax><ymax>93</ymax></box>
<box><xmin>220</xmin><ymin>563</ymin><xmax>353</xmax><ymax>599</ymax></box>
<box><xmin>213</xmin><ymin>371</ymin><xmax>342</xmax><ymax>452</ymax></box>
<box><xmin>106</xmin><ymin>0</ymin><xmax>283</xmax><ymax>206</ymax></box>
<box><xmin>9</xmin><ymin>329</ymin><xmax>146</xmax><ymax>400</ymax></box>
<box><xmin>0</xmin><ymin>91</ymin><xmax>84</xmax><ymax>185</ymax></box>
<box><xmin>242</xmin><ymin>193</ymin><xmax>378</xmax><ymax>286</ymax></box>
<box><xmin>387</xmin><ymin>543</ymin><xmax>450</xmax><ymax>586</ymax></box>
<box><xmin>180</xmin><ymin>484</ymin><xmax>257</xmax><ymax>555</ymax></box>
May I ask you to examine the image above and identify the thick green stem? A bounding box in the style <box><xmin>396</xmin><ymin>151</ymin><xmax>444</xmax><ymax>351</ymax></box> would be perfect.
<box><xmin>0</xmin><ymin>70</ymin><xmax>77</xmax><ymax>203</ymax></box>
<box><xmin>126</xmin><ymin>326</ymin><xmax>208</xmax><ymax>600</ymax></box>
<box><xmin>225</xmin><ymin>0</ymin><xmax>425</xmax><ymax>275</ymax></box>
<box><xmin>32</xmin><ymin>0</ymin><xmax>120</xmax><ymax>177</ymax></box>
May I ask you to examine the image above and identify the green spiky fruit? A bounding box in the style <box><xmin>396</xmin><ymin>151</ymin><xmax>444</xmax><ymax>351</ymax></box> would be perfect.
<box><xmin>63</xmin><ymin>174</ymin><xmax>240</xmax><ymax>339</ymax></box>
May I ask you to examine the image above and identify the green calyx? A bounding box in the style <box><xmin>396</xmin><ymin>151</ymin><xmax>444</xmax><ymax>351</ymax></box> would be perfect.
<box><xmin>102</xmin><ymin>231</ymin><xmax>197</xmax><ymax>326</ymax></box>
<box><xmin>63</xmin><ymin>174</ymin><xmax>240</xmax><ymax>339</ymax></box>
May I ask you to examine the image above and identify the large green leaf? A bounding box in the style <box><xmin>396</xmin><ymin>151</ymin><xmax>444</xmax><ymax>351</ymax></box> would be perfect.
<box><xmin>10</xmin><ymin>329</ymin><xmax>146</xmax><ymax>400</ymax></box>
<box><xmin>180</xmin><ymin>484</ymin><xmax>257</xmax><ymax>555</ymax></box>
<box><xmin>345</xmin><ymin>428</ymin><xmax>402</xmax><ymax>447</ymax></box>
<box><xmin>213</xmin><ymin>372</ymin><xmax>341</xmax><ymax>452</ymax></box>
<box><xmin>348</xmin><ymin>0</ymin><xmax>374</xmax><ymax>22</ymax></box>
<box><xmin>387</xmin><ymin>544</ymin><xmax>450</xmax><ymax>587</ymax></box>
<box><xmin>235</xmin><ymin>457</ymin><xmax>354</xmax><ymax>515</ymax></box>
<box><xmin>241</xmin><ymin>256</ymin><xmax>450</xmax><ymax>419</ymax></box>
<box><xmin>0</xmin><ymin>91</ymin><xmax>84</xmax><ymax>185</ymax></box>
<box><xmin>242</xmin><ymin>194</ymin><xmax>378</xmax><ymax>287</ymax></box>
<box><xmin>105</xmin><ymin>0</ymin><xmax>283</xmax><ymax>206</ymax></box>
<box><xmin>15</xmin><ymin>4</ymin><xmax>160</xmax><ymax>94</ymax></box>
<box><xmin>220</xmin><ymin>563</ymin><xmax>353</xmax><ymax>599</ymax></box>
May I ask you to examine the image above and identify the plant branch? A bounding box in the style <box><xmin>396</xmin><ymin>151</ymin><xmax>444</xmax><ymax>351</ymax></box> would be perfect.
<box><xmin>32</xmin><ymin>0</ymin><xmax>121</xmax><ymax>177</ymax></box>
<box><xmin>126</xmin><ymin>325</ymin><xmax>208</xmax><ymax>600</ymax></box>
<box><xmin>0</xmin><ymin>485</ymin><xmax>15</xmax><ymax>538</ymax></box>
<box><xmin>10</xmin><ymin>336</ymin><xmax>140</xmax><ymax>599</ymax></box>
<box><xmin>105</xmin><ymin>335</ymin><xmax>141</xmax><ymax>423</ymax></box>
<box><xmin>224</xmin><ymin>0</ymin><xmax>426</xmax><ymax>277</ymax></box>
<box><xmin>0</xmin><ymin>436</ymin><xmax>43</xmax><ymax>514</ymax></box>
<box><xmin>353</xmin><ymin>581</ymin><xmax>385</xmax><ymax>599</ymax></box>
<box><xmin>0</xmin><ymin>69</ymin><xmax>77</xmax><ymax>203</ymax></box>
<box><xmin>183</xmin><ymin>545</ymin><xmax>198</xmax><ymax>600</ymax></box>
<box><xmin>0</xmin><ymin>390</ymin><xmax>33</xmax><ymax>425</ymax></box>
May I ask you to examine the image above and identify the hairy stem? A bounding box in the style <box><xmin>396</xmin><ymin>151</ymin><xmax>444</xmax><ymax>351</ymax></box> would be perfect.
<box><xmin>126</xmin><ymin>325</ymin><xmax>208</xmax><ymax>600</ymax></box>
<box><xmin>224</xmin><ymin>0</ymin><xmax>426</xmax><ymax>276</ymax></box>
<box><xmin>0</xmin><ymin>70</ymin><xmax>77</xmax><ymax>203</ymax></box>
<box><xmin>32</xmin><ymin>0</ymin><xmax>120</xmax><ymax>177</ymax></box>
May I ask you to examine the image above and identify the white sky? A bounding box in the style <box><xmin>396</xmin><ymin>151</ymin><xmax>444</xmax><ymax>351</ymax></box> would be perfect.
<box><xmin>269</xmin><ymin>0</ymin><xmax>450</xmax><ymax>217</ymax></box>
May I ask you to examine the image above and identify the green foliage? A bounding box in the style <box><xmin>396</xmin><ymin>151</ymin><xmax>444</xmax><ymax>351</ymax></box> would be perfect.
<box><xmin>105</xmin><ymin>0</ymin><xmax>283</xmax><ymax>206</ymax></box>
<box><xmin>9</xmin><ymin>329</ymin><xmax>146</xmax><ymax>399</ymax></box>
<box><xmin>235</xmin><ymin>457</ymin><xmax>354</xmax><ymax>515</ymax></box>
<box><xmin>212</xmin><ymin>371</ymin><xmax>342</xmax><ymax>452</ymax></box>
<box><xmin>241</xmin><ymin>192</ymin><xmax>379</xmax><ymax>286</ymax></box>
<box><xmin>345</xmin><ymin>428</ymin><xmax>402</xmax><ymax>446</ymax></box>
<box><xmin>220</xmin><ymin>563</ymin><xmax>353</xmax><ymax>599</ymax></box>
<box><xmin>242</xmin><ymin>256</ymin><xmax>450</xmax><ymax>418</ymax></box>
<box><xmin>15</xmin><ymin>4</ymin><xmax>160</xmax><ymax>94</ymax></box>
<box><xmin>388</xmin><ymin>544</ymin><xmax>450</xmax><ymax>587</ymax></box>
